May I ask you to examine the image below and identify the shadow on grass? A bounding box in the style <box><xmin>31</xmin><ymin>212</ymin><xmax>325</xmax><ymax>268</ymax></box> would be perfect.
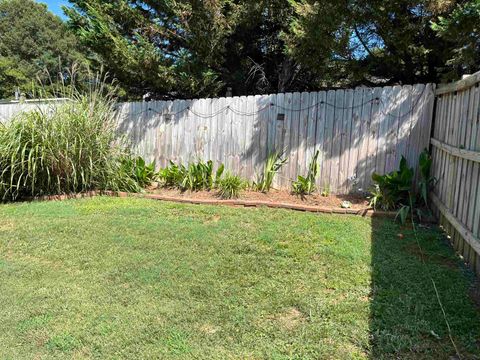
<box><xmin>369</xmin><ymin>217</ymin><xmax>480</xmax><ymax>359</ymax></box>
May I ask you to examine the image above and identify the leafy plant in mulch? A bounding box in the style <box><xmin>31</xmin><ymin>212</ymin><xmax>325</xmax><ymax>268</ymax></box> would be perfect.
<box><xmin>291</xmin><ymin>150</ymin><xmax>320</xmax><ymax>196</ymax></box>
<box><xmin>120</xmin><ymin>156</ymin><xmax>157</xmax><ymax>189</ymax></box>
<box><xmin>217</xmin><ymin>172</ymin><xmax>245</xmax><ymax>199</ymax></box>
<box><xmin>369</xmin><ymin>149</ymin><xmax>436</xmax><ymax>223</ymax></box>
<box><xmin>253</xmin><ymin>151</ymin><xmax>287</xmax><ymax>193</ymax></box>
<box><xmin>158</xmin><ymin>160</ymin><xmax>224</xmax><ymax>191</ymax></box>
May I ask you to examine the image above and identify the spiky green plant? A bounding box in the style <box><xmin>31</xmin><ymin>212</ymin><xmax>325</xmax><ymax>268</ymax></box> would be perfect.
<box><xmin>217</xmin><ymin>173</ymin><xmax>245</xmax><ymax>199</ymax></box>
<box><xmin>120</xmin><ymin>156</ymin><xmax>157</xmax><ymax>188</ymax></box>
<box><xmin>158</xmin><ymin>161</ymin><xmax>185</xmax><ymax>188</ymax></box>
<box><xmin>291</xmin><ymin>150</ymin><xmax>320</xmax><ymax>196</ymax></box>
<box><xmin>159</xmin><ymin>160</ymin><xmax>225</xmax><ymax>191</ymax></box>
<box><xmin>254</xmin><ymin>151</ymin><xmax>287</xmax><ymax>192</ymax></box>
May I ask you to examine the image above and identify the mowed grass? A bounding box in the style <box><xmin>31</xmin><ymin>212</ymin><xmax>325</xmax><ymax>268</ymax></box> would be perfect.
<box><xmin>0</xmin><ymin>197</ymin><xmax>479</xmax><ymax>359</ymax></box>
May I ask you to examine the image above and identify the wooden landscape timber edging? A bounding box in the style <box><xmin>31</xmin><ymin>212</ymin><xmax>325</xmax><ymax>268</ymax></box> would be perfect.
<box><xmin>430</xmin><ymin>71</ymin><xmax>480</xmax><ymax>275</ymax></box>
<box><xmin>27</xmin><ymin>190</ymin><xmax>400</xmax><ymax>218</ymax></box>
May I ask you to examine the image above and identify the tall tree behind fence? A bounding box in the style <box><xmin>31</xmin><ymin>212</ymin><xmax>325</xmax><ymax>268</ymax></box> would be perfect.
<box><xmin>430</xmin><ymin>72</ymin><xmax>480</xmax><ymax>275</ymax></box>
<box><xmin>115</xmin><ymin>84</ymin><xmax>434</xmax><ymax>193</ymax></box>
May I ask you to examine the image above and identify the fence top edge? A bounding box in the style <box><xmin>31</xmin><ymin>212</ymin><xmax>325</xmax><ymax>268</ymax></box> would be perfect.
<box><xmin>436</xmin><ymin>71</ymin><xmax>480</xmax><ymax>96</ymax></box>
<box><xmin>116</xmin><ymin>83</ymin><xmax>434</xmax><ymax>105</ymax></box>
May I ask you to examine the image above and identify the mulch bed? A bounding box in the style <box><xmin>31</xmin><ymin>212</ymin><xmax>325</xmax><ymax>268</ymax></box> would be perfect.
<box><xmin>149</xmin><ymin>188</ymin><xmax>369</xmax><ymax>209</ymax></box>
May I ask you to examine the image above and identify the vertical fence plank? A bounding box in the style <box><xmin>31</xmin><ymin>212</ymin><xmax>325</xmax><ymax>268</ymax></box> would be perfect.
<box><xmin>257</xmin><ymin>95</ymin><xmax>270</xmax><ymax>176</ymax></box>
<box><xmin>365</xmin><ymin>88</ymin><xmax>382</xmax><ymax>187</ymax></box>
<box><xmin>237</xmin><ymin>95</ymin><xmax>247</xmax><ymax>177</ymax></box>
<box><xmin>322</xmin><ymin>90</ymin><xmax>336</xmax><ymax>191</ymax></box>
<box><xmin>297</xmin><ymin>92</ymin><xmax>310</xmax><ymax>179</ymax></box>
<box><xmin>330</xmin><ymin>90</ymin><xmax>344</xmax><ymax>193</ymax></box>
<box><xmin>339</xmin><ymin>89</ymin><xmax>354</xmax><ymax>193</ymax></box>
<box><xmin>306</xmin><ymin>92</ymin><xmax>318</xmax><ymax>179</ymax></box>
<box><xmin>356</xmin><ymin>88</ymin><xmax>372</xmax><ymax>191</ymax></box>
<box><xmin>274</xmin><ymin>93</ymin><xmax>285</xmax><ymax>157</ymax></box>
<box><xmin>288</xmin><ymin>92</ymin><xmax>301</xmax><ymax>184</ymax></box>
<box><xmin>348</xmin><ymin>87</ymin><xmax>364</xmax><ymax>193</ymax></box>
<box><xmin>210</xmin><ymin>97</ymin><xmax>220</xmax><ymax>165</ymax></box>
<box><xmin>315</xmin><ymin>91</ymin><xmax>327</xmax><ymax>190</ymax></box>
<box><xmin>266</xmin><ymin>94</ymin><xmax>277</xmax><ymax>156</ymax></box>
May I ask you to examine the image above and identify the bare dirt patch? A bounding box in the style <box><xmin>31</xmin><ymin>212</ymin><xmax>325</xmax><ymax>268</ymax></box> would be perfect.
<box><xmin>272</xmin><ymin>307</ymin><xmax>306</xmax><ymax>331</ymax></box>
<box><xmin>0</xmin><ymin>220</ymin><xmax>14</xmax><ymax>232</ymax></box>
<box><xmin>150</xmin><ymin>188</ymin><xmax>369</xmax><ymax>210</ymax></box>
<box><xmin>199</xmin><ymin>324</ymin><xmax>219</xmax><ymax>335</ymax></box>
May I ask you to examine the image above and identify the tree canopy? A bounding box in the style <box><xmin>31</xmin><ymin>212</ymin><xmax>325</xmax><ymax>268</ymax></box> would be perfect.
<box><xmin>65</xmin><ymin>0</ymin><xmax>480</xmax><ymax>99</ymax></box>
<box><xmin>1</xmin><ymin>0</ymin><xmax>478</xmax><ymax>100</ymax></box>
<box><xmin>431</xmin><ymin>0</ymin><xmax>480</xmax><ymax>79</ymax></box>
<box><xmin>0</xmin><ymin>0</ymin><xmax>87</xmax><ymax>99</ymax></box>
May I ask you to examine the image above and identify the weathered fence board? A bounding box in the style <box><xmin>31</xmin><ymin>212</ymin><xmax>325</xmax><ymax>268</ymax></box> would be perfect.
<box><xmin>431</xmin><ymin>71</ymin><xmax>480</xmax><ymax>275</ymax></box>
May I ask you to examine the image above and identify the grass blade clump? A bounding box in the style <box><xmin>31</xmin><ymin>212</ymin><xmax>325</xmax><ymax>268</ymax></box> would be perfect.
<box><xmin>217</xmin><ymin>173</ymin><xmax>245</xmax><ymax>199</ymax></box>
<box><xmin>0</xmin><ymin>84</ymin><xmax>138</xmax><ymax>200</ymax></box>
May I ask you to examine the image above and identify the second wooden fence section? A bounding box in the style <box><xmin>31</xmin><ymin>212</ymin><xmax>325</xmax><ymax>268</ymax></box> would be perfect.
<box><xmin>431</xmin><ymin>73</ymin><xmax>480</xmax><ymax>275</ymax></box>
<box><xmin>116</xmin><ymin>84</ymin><xmax>434</xmax><ymax>193</ymax></box>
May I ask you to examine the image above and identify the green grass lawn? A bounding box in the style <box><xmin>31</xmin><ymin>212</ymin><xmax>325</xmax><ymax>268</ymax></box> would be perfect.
<box><xmin>0</xmin><ymin>197</ymin><xmax>479</xmax><ymax>359</ymax></box>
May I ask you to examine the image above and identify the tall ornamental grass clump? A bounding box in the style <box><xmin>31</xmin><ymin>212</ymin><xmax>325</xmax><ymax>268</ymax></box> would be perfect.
<box><xmin>0</xmin><ymin>87</ymin><xmax>138</xmax><ymax>200</ymax></box>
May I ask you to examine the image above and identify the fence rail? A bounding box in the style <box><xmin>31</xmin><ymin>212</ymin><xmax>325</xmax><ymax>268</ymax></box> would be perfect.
<box><xmin>430</xmin><ymin>71</ymin><xmax>480</xmax><ymax>275</ymax></box>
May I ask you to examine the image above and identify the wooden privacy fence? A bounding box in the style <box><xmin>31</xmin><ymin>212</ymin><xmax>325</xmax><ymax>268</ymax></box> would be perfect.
<box><xmin>115</xmin><ymin>84</ymin><xmax>434</xmax><ymax>193</ymax></box>
<box><xmin>0</xmin><ymin>99</ymin><xmax>68</xmax><ymax>123</ymax></box>
<box><xmin>0</xmin><ymin>86</ymin><xmax>435</xmax><ymax>193</ymax></box>
<box><xmin>430</xmin><ymin>72</ymin><xmax>480</xmax><ymax>275</ymax></box>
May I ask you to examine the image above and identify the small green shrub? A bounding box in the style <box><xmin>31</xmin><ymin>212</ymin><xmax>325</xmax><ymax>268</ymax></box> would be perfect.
<box><xmin>121</xmin><ymin>156</ymin><xmax>157</xmax><ymax>188</ymax></box>
<box><xmin>254</xmin><ymin>151</ymin><xmax>287</xmax><ymax>192</ymax></box>
<box><xmin>217</xmin><ymin>173</ymin><xmax>245</xmax><ymax>199</ymax></box>
<box><xmin>369</xmin><ymin>154</ymin><xmax>437</xmax><ymax>224</ymax></box>
<box><xmin>291</xmin><ymin>150</ymin><xmax>320</xmax><ymax>196</ymax></box>
<box><xmin>180</xmin><ymin>161</ymin><xmax>210</xmax><ymax>191</ymax></box>
<box><xmin>369</xmin><ymin>156</ymin><xmax>414</xmax><ymax>211</ymax></box>
<box><xmin>159</xmin><ymin>161</ymin><xmax>185</xmax><ymax>188</ymax></box>
<box><xmin>159</xmin><ymin>160</ymin><xmax>224</xmax><ymax>191</ymax></box>
<box><xmin>321</xmin><ymin>183</ymin><xmax>330</xmax><ymax>197</ymax></box>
